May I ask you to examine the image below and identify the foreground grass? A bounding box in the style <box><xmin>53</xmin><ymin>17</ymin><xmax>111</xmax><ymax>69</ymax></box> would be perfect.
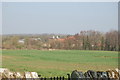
<box><xmin>2</xmin><ymin>50</ymin><xmax>118</xmax><ymax>77</ymax></box>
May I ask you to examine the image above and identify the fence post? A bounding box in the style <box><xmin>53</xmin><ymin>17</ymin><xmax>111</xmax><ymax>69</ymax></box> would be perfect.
<box><xmin>54</xmin><ymin>77</ymin><xmax>56</xmax><ymax>80</ymax></box>
<box><xmin>67</xmin><ymin>74</ymin><xmax>71</xmax><ymax>80</ymax></box>
<box><xmin>60</xmin><ymin>76</ymin><xmax>61</xmax><ymax>80</ymax></box>
<box><xmin>62</xmin><ymin>76</ymin><xmax>64</xmax><ymax>80</ymax></box>
<box><xmin>50</xmin><ymin>77</ymin><xmax>52</xmax><ymax>80</ymax></box>
<box><xmin>41</xmin><ymin>77</ymin><xmax>43</xmax><ymax>80</ymax></box>
<box><xmin>44</xmin><ymin>77</ymin><xmax>46</xmax><ymax>80</ymax></box>
<box><xmin>56</xmin><ymin>76</ymin><xmax>58</xmax><ymax>80</ymax></box>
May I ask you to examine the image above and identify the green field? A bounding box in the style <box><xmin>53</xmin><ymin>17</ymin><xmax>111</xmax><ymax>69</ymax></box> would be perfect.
<box><xmin>2</xmin><ymin>50</ymin><xmax>118</xmax><ymax>77</ymax></box>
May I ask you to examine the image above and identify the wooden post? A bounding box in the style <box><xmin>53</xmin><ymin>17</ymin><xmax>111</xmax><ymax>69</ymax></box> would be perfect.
<box><xmin>67</xmin><ymin>74</ymin><xmax>71</xmax><ymax>80</ymax></box>
<box><xmin>50</xmin><ymin>77</ymin><xmax>52</xmax><ymax>80</ymax></box>
<box><xmin>57</xmin><ymin>76</ymin><xmax>58</xmax><ymax>80</ymax></box>
<box><xmin>44</xmin><ymin>77</ymin><xmax>46</xmax><ymax>80</ymax></box>
<box><xmin>60</xmin><ymin>76</ymin><xmax>61</xmax><ymax>80</ymax></box>
<box><xmin>62</xmin><ymin>76</ymin><xmax>64</xmax><ymax>80</ymax></box>
<box><xmin>41</xmin><ymin>77</ymin><xmax>43</xmax><ymax>80</ymax></box>
<box><xmin>54</xmin><ymin>77</ymin><xmax>56</xmax><ymax>80</ymax></box>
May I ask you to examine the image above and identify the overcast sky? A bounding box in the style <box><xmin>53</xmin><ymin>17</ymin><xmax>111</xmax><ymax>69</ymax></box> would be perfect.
<box><xmin>2</xmin><ymin>2</ymin><xmax>118</xmax><ymax>35</ymax></box>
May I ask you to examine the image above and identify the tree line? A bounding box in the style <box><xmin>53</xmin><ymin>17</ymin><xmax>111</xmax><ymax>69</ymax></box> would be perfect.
<box><xmin>2</xmin><ymin>30</ymin><xmax>119</xmax><ymax>51</ymax></box>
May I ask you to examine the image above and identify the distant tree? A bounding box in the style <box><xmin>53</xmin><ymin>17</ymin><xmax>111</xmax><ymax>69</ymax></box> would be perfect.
<box><xmin>105</xmin><ymin>30</ymin><xmax>118</xmax><ymax>51</ymax></box>
<box><xmin>101</xmin><ymin>36</ymin><xmax>104</xmax><ymax>50</ymax></box>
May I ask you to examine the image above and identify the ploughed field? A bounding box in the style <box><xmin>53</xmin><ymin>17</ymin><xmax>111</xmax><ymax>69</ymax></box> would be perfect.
<box><xmin>2</xmin><ymin>50</ymin><xmax>118</xmax><ymax>77</ymax></box>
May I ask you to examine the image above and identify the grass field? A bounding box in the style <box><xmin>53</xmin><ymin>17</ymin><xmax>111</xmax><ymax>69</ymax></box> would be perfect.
<box><xmin>2</xmin><ymin>50</ymin><xmax>118</xmax><ymax>77</ymax></box>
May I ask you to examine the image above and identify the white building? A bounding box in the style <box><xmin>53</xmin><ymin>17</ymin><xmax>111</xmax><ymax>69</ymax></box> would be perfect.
<box><xmin>18</xmin><ymin>39</ymin><xmax>25</xmax><ymax>44</ymax></box>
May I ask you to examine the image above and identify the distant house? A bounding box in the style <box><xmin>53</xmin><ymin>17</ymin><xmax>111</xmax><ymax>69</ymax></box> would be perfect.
<box><xmin>50</xmin><ymin>36</ymin><xmax>60</xmax><ymax>39</ymax></box>
<box><xmin>52</xmin><ymin>36</ymin><xmax>55</xmax><ymax>39</ymax></box>
<box><xmin>57</xmin><ymin>38</ymin><xmax>65</xmax><ymax>42</ymax></box>
<box><xmin>37</xmin><ymin>38</ymin><xmax>41</xmax><ymax>40</ymax></box>
<box><xmin>18</xmin><ymin>39</ymin><xmax>25</xmax><ymax>44</ymax></box>
<box><xmin>56</xmin><ymin>36</ymin><xmax>59</xmax><ymax>39</ymax></box>
<box><xmin>32</xmin><ymin>38</ymin><xmax>41</xmax><ymax>41</ymax></box>
<box><xmin>66</xmin><ymin>36</ymin><xmax>76</xmax><ymax>40</ymax></box>
<box><xmin>50</xmin><ymin>35</ymin><xmax>76</xmax><ymax>42</ymax></box>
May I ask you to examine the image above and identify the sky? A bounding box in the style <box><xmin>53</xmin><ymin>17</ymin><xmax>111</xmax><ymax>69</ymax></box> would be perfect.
<box><xmin>2</xmin><ymin>2</ymin><xmax>118</xmax><ymax>35</ymax></box>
